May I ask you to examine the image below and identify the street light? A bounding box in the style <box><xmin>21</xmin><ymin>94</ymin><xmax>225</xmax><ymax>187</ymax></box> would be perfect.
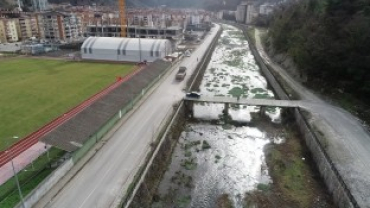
<box><xmin>44</xmin><ymin>144</ymin><xmax>50</xmax><ymax>161</ymax></box>
<box><xmin>6</xmin><ymin>136</ymin><xmax>26</xmax><ymax>208</ymax></box>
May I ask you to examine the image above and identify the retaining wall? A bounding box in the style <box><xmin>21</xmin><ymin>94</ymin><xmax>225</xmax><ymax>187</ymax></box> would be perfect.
<box><xmin>123</xmin><ymin>102</ymin><xmax>186</xmax><ymax>208</ymax></box>
<box><xmin>15</xmin><ymin>159</ymin><xmax>74</xmax><ymax>208</ymax></box>
<box><xmin>295</xmin><ymin>109</ymin><xmax>355</xmax><ymax>208</ymax></box>
<box><xmin>236</xmin><ymin>23</ymin><xmax>359</xmax><ymax>208</ymax></box>
<box><xmin>239</xmin><ymin>25</ymin><xmax>289</xmax><ymax>100</ymax></box>
<box><xmin>187</xmin><ymin>26</ymin><xmax>223</xmax><ymax>91</ymax></box>
<box><xmin>123</xmin><ymin>25</ymin><xmax>222</xmax><ymax>208</ymax></box>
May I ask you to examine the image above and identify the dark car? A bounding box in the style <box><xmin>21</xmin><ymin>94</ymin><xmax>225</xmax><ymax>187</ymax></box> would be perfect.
<box><xmin>186</xmin><ymin>92</ymin><xmax>201</xmax><ymax>98</ymax></box>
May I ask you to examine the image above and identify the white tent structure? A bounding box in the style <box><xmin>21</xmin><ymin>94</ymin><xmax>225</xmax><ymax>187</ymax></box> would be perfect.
<box><xmin>81</xmin><ymin>37</ymin><xmax>172</xmax><ymax>62</ymax></box>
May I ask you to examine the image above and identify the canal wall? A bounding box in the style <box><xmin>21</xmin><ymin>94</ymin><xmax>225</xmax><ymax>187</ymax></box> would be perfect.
<box><xmin>237</xmin><ymin>23</ymin><xmax>358</xmax><ymax>208</ymax></box>
<box><xmin>187</xmin><ymin>26</ymin><xmax>223</xmax><ymax>92</ymax></box>
<box><xmin>121</xmin><ymin>24</ymin><xmax>222</xmax><ymax>208</ymax></box>
<box><xmin>123</xmin><ymin>102</ymin><xmax>186</xmax><ymax>208</ymax></box>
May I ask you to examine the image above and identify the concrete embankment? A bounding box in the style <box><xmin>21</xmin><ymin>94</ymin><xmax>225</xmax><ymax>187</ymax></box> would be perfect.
<box><xmin>237</xmin><ymin>24</ymin><xmax>359</xmax><ymax>208</ymax></box>
<box><xmin>120</xmin><ymin>25</ymin><xmax>223</xmax><ymax>208</ymax></box>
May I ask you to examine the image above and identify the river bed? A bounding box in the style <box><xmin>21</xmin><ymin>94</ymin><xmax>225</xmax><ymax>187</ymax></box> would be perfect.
<box><xmin>152</xmin><ymin>24</ymin><xmax>284</xmax><ymax>208</ymax></box>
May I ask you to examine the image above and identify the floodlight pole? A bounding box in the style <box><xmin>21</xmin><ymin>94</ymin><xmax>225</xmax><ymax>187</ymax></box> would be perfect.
<box><xmin>7</xmin><ymin>136</ymin><xmax>26</xmax><ymax>208</ymax></box>
<box><xmin>139</xmin><ymin>32</ymin><xmax>142</xmax><ymax>62</ymax></box>
<box><xmin>10</xmin><ymin>157</ymin><xmax>26</xmax><ymax>208</ymax></box>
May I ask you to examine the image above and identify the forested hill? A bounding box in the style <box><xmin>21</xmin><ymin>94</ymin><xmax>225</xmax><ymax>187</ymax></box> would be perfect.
<box><xmin>268</xmin><ymin>0</ymin><xmax>370</xmax><ymax>101</ymax></box>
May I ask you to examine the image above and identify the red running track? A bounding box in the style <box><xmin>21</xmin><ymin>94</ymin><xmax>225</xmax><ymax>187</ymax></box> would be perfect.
<box><xmin>0</xmin><ymin>66</ymin><xmax>144</xmax><ymax>167</ymax></box>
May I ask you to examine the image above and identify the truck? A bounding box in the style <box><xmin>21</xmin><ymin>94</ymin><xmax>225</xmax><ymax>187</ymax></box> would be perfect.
<box><xmin>175</xmin><ymin>66</ymin><xmax>187</xmax><ymax>81</ymax></box>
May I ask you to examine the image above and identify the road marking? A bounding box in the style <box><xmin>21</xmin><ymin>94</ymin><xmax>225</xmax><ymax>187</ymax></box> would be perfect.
<box><xmin>79</xmin><ymin>166</ymin><xmax>112</xmax><ymax>208</ymax></box>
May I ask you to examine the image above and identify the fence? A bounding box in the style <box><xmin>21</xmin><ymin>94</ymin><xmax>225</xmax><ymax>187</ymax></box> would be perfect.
<box><xmin>14</xmin><ymin>158</ymin><xmax>73</xmax><ymax>208</ymax></box>
<box><xmin>0</xmin><ymin>65</ymin><xmax>143</xmax><ymax>167</ymax></box>
<box><xmin>7</xmin><ymin>148</ymin><xmax>68</xmax><ymax>208</ymax></box>
<box><xmin>13</xmin><ymin>60</ymin><xmax>173</xmax><ymax>208</ymax></box>
<box><xmin>72</xmin><ymin>62</ymin><xmax>173</xmax><ymax>163</ymax></box>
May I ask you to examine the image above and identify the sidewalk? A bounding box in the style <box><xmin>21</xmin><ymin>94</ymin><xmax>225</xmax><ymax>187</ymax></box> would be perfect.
<box><xmin>0</xmin><ymin>142</ymin><xmax>48</xmax><ymax>185</ymax></box>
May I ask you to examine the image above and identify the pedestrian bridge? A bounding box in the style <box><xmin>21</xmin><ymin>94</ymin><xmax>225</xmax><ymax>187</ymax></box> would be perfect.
<box><xmin>184</xmin><ymin>96</ymin><xmax>300</xmax><ymax>108</ymax></box>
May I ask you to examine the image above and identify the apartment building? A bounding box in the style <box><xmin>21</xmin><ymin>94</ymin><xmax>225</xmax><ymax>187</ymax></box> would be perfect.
<box><xmin>236</xmin><ymin>1</ymin><xmax>259</xmax><ymax>24</ymax></box>
<box><xmin>64</xmin><ymin>13</ymin><xmax>83</xmax><ymax>40</ymax></box>
<box><xmin>259</xmin><ymin>4</ymin><xmax>274</xmax><ymax>15</ymax></box>
<box><xmin>0</xmin><ymin>19</ymin><xmax>6</xmax><ymax>43</ymax></box>
<box><xmin>32</xmin><ymin>0</ymin><xmax>48</xmax><ymax>12</ymax></box>
<box><xmin>86</xmin><ymin>25</ymin><xmax>182</xmax><ymax>40</ymax></box>
<box><xmin>36</xmin><ymin>11</ymin><xmax>82</xmax><ymax>42</ymax></box>
<box><xmin>0</xmin><ymin>18</ymin><xmax>21</xmax><ymax>42</ymax></box>
<box><xmin>19</xmin><ymin>16</ymin><xmax>38</xmax><ymax>39</ymax></box>
<box><xmin>126</xmin><ymin>9</ymin><xmax>211</xmax><ymax>29</ymax></box>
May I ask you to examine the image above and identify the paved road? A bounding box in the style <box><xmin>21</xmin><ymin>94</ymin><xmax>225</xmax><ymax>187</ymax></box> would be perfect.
<box><xmin>255</xmin><ymin>29</ymin><xmax>370</xmax><ymax>207</ymax></box>
<box><xmin>35</xmin><ymin>25</ymin><xmax>221</xmax><ymax>208</ymax></box>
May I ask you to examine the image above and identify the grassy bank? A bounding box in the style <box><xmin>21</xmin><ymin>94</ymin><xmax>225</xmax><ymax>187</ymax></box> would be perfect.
<box><xmin>0</xmin><ymin>148</ymin><xmax>65</xmax><ymax>208</ymax></box>
<box><xmin>0</xmin><ymin>58</ymin><xmax>134</xmax><ymax>151</ymax></box>
<box><xmin>244</xmin><ymin>123</ymin><xmax>334</xmax><ymax>208</ymax></box>
<box><xmin>246</xmin><ymin>27</ymin><xmax>255</xmax><ymax>45</ymax></box>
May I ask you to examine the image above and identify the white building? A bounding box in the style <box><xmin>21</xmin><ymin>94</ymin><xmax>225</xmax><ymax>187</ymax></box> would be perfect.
<box><xmin>235</xmin><ymin>1</ymin><xmax>258</xmax><ymax>24</ymax></box>
<box><xmin>236</xmin><ymin>4</ymin><xmax>247</xmax><ymax>23</ymax></box>
<box><xmin>246</xmin><ymin>4</ymin><xmax>256</xmax><ymax>24</ymax></box>
<box><xmin>191</xmin><ymin>15</ymin><xmax>200</xmax><ymax>25</ymax></box>
<box><xmin>259</xmin><ymin>4</ymin><xmax>274</xmax><ymax>15</ymax></box>
<box><xmin>32</xmin><ymin>0</ymin><xmax>48</xmax><ymax>11</ymax></box>
<box><xmin>216</xmin><ymin>11</ymin><xmax>223</xmax><ymax>20</ymax></box>
<box><xmin>81</xmin><ymin>37</ymin><xmax>172</xmax><ymax>62</ymax></box>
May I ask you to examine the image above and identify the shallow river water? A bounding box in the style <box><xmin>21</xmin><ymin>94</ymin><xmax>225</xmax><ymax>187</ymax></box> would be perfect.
<box><xmin>152</xmin><ymin>24</ymin><xmax>283</xmax><ymax>208</ymax></box>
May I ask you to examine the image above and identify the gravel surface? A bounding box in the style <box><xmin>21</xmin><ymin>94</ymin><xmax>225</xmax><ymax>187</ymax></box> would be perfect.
<box><xmin>255</xmin><ymin>29</ymin><xmax>370</xmax><ymax>208</ymax></box>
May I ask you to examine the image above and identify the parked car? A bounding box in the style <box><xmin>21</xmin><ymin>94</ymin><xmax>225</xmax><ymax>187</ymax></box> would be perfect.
<box><xmin>186</xmin><ymin>92</ymin><xmax>201</xmax><ymax>98</ymax></box>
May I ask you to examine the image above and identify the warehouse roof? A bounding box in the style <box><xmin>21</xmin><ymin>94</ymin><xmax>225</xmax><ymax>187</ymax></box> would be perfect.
<box><xmin>81</xmin><ymin>37</ymin><xmax>170</xmax><ymax>52</ymax></box>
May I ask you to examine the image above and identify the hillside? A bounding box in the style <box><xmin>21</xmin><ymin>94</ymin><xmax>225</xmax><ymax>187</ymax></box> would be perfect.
<box><xmin>267</xmin><ymin>0</ymin><xmax>370</xmax><ymax>103</ymax></box>
<box><xmin>0</xmin><ymin>0</ymin><xmax>16</xmax><ymax>8</ymax></box>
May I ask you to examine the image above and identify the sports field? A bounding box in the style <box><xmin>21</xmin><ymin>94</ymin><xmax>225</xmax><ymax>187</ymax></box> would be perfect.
<box><xmin>0</xmin><ymin>58</ymin><xmax>134</xmax><ymax>151</ymax></box>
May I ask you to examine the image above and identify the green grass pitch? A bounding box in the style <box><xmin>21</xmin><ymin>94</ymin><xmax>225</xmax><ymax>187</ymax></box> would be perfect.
<box><xmin>0</xmin><ymin>58</ymin><xmax>134</xmax><ymax>151</ymax></box>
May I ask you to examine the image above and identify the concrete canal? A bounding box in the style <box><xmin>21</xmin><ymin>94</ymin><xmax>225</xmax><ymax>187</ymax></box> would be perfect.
<box><xmin>130</xmin><ymin>24</ymin><xmax>334</xmax><ymax>208</ymax></box>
